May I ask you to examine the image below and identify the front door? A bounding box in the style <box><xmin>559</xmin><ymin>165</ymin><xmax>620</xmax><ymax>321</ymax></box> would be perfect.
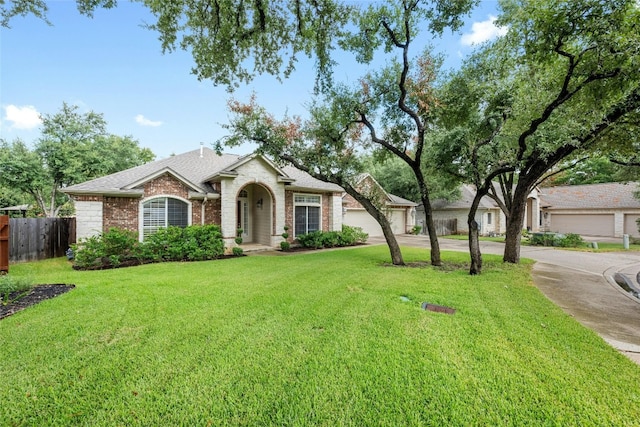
<box><xmin>237</xmin><ymin>191</ymin><xmax>250</xmax><ymax>242</ymax></box>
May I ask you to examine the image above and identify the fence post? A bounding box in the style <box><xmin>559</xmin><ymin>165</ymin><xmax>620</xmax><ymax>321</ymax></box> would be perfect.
<box><xmin>0</xmin><ymin>215</ymin><xmax>9</xmax><ymax>273</ymax></box>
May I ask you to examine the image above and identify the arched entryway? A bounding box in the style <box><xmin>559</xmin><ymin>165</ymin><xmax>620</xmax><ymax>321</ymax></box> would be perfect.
<box><xmin>236</xmin><ymin>183</ymin><xmax>273</xmax><ymax>246</ymax></box>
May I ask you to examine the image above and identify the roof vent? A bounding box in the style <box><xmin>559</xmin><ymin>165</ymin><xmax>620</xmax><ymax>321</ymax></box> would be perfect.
<box><xmin>200</xmin><ymin>142</ymin><xmax>204</xmax><ymax>158</ymax></box>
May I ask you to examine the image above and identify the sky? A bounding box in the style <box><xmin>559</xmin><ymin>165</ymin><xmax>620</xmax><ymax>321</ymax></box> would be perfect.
<box><xmin>0</xmin><ymin>1</ymin><xmax>506</xmax><ymax>160</ymax></box>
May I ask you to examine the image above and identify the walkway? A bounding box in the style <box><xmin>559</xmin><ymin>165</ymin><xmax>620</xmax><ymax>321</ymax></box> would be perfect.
<box><xmin>368</xmin><ymin>235</ymin><xmax>640</xmax><ymax>364</ymax></box>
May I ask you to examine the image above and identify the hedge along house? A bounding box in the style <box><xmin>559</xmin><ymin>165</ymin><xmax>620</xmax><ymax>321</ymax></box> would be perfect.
<box><xmin>63</xmin><ymin>147</ymin><xmax>345</xmax><ymax>249</ymax></box>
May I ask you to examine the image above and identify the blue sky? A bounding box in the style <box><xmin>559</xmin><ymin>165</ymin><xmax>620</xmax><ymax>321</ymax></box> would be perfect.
<box><xmin>0</xmin><ymin>1</ymin><xmax>504</xmax><ymax>159</ymax></box>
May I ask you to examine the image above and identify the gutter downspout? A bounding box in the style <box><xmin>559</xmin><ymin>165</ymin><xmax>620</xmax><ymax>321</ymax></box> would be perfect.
<box><xmin>202</xmin><ymin>195</ymin><xmax>207</xmax><ymax>225</ymax></box>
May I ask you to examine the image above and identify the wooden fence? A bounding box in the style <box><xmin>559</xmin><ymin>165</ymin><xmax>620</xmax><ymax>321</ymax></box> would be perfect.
<box><xmin>1</xmin><ymin>216</ymin><xmax>8</xmax><ymax>272</ymax></box>
<box><xmin>420</xmin><ymin>218</ymin><xmax>457</xmax><ymax>236</ymax></box>
<box><xmin>8</xmin><ymin>217</ymin><xmax>76</xmax><ymax>263</ymax></box>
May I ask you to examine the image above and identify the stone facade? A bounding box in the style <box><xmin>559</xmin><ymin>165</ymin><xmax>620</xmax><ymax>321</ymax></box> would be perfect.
<box><xmin>74</xmin><ymin>199</ymin><xmax>103</xmax><ymax>238</ymax></box>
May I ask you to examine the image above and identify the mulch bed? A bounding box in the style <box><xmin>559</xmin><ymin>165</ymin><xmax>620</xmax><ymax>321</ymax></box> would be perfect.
<box><xmin>0</xmin><ymin>284</ymin><xmax>75</xmax><ymax>320</ymax></box>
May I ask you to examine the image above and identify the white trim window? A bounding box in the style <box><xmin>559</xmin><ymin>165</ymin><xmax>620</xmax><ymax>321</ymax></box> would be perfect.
<box><xmin>294</xmin><ymin>194</ymin><xmax>322</xmax><ymax>236</ymax></box>
<box><xmin>141</xmin><ymin>196</ymin><xmax>190</xmax><ymax>239</ymax></box>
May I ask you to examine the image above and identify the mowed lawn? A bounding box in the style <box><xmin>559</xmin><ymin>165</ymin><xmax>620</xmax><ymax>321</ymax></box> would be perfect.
<box><xmin>2</xmin><ymin>246</ymin><xmax>640</xmax><ymax>426</ymax></box>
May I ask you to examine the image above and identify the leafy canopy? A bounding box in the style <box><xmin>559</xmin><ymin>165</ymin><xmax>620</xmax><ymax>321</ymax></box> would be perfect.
<box><xmin>0</xmin><ymin>103</ymin><xmax>154</xmax><ymax>217</ymax></box>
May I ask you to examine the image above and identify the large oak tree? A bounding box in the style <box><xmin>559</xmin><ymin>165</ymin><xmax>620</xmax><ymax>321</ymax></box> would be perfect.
<box><xmin>0</xmin><ymin>103</ymin><xmax>154</xmax><ymax>217</ymax></box>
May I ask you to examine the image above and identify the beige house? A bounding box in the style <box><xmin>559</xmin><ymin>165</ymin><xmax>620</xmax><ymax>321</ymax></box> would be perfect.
<box><xmin>540</xmin><ymin>182</ymin><xmax>640</xmax><ymax>237</ymax></box>
<box><xmin>63</xmin><ymin>147</ymin><xmax>415</xmax><ymax>248</ymax></box>
<box><xmin>342</xmin><ymin>174</ymin><xmax>417</xmax><ymax>236</ymax></box>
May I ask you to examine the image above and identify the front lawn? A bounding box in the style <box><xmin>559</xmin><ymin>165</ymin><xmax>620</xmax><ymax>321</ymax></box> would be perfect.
<box><xmin>2</xmin><ymin>246</ymin><xmax>639</xmax><ymax>425</ymax></box>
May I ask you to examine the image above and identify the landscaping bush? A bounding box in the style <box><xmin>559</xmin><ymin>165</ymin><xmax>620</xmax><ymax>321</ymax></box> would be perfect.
<box><xmin>556</xmin><ymin>233</ymin><xmax>585</xmax><ymax>248</ymax></box>
<box><xmin>280</xmin><ymin>241</ymin><xmax>291</xmax><ymax>251</ymax></box>
<box><xmin>339</xmin><ymin>225</ymin><xmax>368</xmax><ymax>246</ymax></box>
<box><xmin>297</xmin><ymin>226</ymin><xmax>368</xmax><ymax>249</ymax></box>
<box><xmin>529</xmin><ymin>232</ymin><xmax>558</xmax><ymax>246</ymax></box>
<box><xmin>297</xmin><ymin>231</ymin><xmax>325</xmax><ymax>249</ymax></box>
<box><xmin>529</xmin><ymin>232</ymin><xmax>585</xmax><ymax>248</ymax></box>
<box><xmin>72</xmin><ymin>228</ymin><xmax>143</xmax><ymax>268</ymax></box>
<box><xmin>145</xmin><ymin>225</ymin><xmax>225</xmax><ymax>262</ymax></box>
<box><xmin>73</xmin><ymin>225</ymin><xmax>224</xmax><ymax>269</ymax></box>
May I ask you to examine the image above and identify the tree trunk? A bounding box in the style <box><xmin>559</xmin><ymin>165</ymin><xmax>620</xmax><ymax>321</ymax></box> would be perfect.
<box><xmin>420</xmin><ymin>196</ymin><xmax>442</xmax><ymax>266</ymax></box>
<box><xmin>467</xmin><ymin>189</ymin><xmax>486</xmax><ymax>275</ymax></box>
<box><xmin>503</xmin><ymin>186</ymin><xmax>529</xmax><ymax>264</ymax></box>
<box><xmin>468</xmin><ymin>219</ymin><xmax>482</xmax><ymax>275</ymax></box>
<box><xmin>380</xmin><ymin>214</ymin><xmax>405</xmax><ymax>265</ymax></box>
<box><xmin>343</xmin><ymin>186</ymin><xmax>405</xmax><ymax>266</ymax></box>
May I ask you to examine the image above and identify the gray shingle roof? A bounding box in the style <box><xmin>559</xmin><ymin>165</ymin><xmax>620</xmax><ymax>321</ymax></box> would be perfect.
<box><xmin>541</xmin><ymin>182</ymin><xmax>640</xmax><ymax>210</ymax></box>
<box><xmin>432</xmin><ymin>184</ymin><xmax>499</xmax><ymax>210</ymax></box>
<box><xmin>63</xmin><ymin>147</ymin><xmax>343</xmax><ymax>195</ymax></box>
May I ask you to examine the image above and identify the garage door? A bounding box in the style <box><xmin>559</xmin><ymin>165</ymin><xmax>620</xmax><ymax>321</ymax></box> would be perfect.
<box><xmin>549</xmin><ymin>214</ymin><xmax>614</xmax><ymax>237</ymax></box>
<box><xmin>343</xmin><ymin>209</ymin><xmax>406</xmax><ymax>236</ymax></box>
<box><xmin>624</xmin><ymin>214</ymin><xmax>640</xmax><ymax>237</ymax></box>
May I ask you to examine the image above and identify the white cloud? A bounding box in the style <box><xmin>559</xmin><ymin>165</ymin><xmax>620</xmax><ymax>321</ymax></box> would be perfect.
<box><xmin>461</xmin><ymin>15</ymin><xmax>508</xmax><ymax>46</ymax></box>
<box><xmin>3</xmin><ymin>105</ymin><xmax>42</xmax><ymax>130</ymax></box>
<box><xmin>135</xmin><ymin>114</ymin><xmax>163</xmax><ymax>127</ymax></box>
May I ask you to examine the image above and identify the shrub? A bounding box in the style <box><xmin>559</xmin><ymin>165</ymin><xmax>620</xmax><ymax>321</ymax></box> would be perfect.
<box><xmin>410</xmin><ymin>225</ymin><xmax>422</xmax><ymax>235</ymax></box>
<box><xmin>72</xmin><ymin>228</ymin><xmax>140</xmax><ymax>268</ymax></box>
<box><xmin>144</xmin><ymin>225</ymin><xmax>224</xmax><ymax>262</ymax></box>
<box><xmin>0</xmin><ymin>274</ymin><xmax>33</xmax><ymax>306</ymax></box>
<box><xmin>321</xmin><ymin>231</ymin><xmax>340</xmax><ymax>248</ymax></box>
<box><xmin>73</xmin><ymin>225</ymin><xmax>224</xmax><ymax>269</ymax></box>
<box><xmin>232</xmin><ymin>247</ymin><xmax>244</xmax><ymax>256</ymax></box>
<box><xmin>529</xmin><ymin>232</ymin><xmax>585</xmax><ymax>248</ymax></box>
<box><xmin>557</xmin><ymin>233</ymin><xmax>585</xmax><ymax>248</ymax></box>
<box><xmin>297</xmin><ymin>231</ymin><xmax>325</xmax><ymax>249</ymax></box>
<box><xmin>529</xmin><ymin>232</ymin><xmax>558</xmax><ymax>246</ymax></box>
<box><xmin>280</xmin><ymin>241</ymin><xmax>291</xmax><ymax>251</ymax></box>
<box><xmin>339</xmin><ymin>225</ymin><xmax>368</xmax><ymax>246</ymax></box>
<box><xmin>297</xmin><ymin>226</ymin><xmax>368</xmax><ymax>249</ymax></box>
<box><xmin>235</xmin><ymin>228</ymin><xmax>244</xmax><ymax>245</ymax></box>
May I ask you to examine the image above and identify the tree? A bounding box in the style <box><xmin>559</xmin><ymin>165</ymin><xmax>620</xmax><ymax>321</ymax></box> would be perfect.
<box><xmin>366</xmin><ymin>155</ymin><xmax>459</xmax><ymax>203</ymax></box>
<box><xmin>0</xmin><ymin>103</ymin><xmax>154</xmax><ymax>217</ymax></box>
<box><xmin>1</xmin><ymin>0</ymin><xmax>350</xmax><ymax>91</ymax></box>
<box><xmin>542</xmin><ymin>156</ymin><xmax>640</xmax><ymax>186</ymax></box>
<box><xmin>437</xmin><ymin>0</ymin><xmax>640</xmax><ymax>269</ymax></box>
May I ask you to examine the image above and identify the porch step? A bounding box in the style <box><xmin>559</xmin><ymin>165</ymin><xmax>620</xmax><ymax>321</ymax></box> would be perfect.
<box><xmin>239</xmin><ymin>243</ymin><xmax>275</xmax><ymax>253</ymax></box>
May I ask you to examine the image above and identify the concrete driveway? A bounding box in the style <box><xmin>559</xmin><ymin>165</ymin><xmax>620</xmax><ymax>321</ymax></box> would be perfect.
<box><xmin>369</xmin><ymin>235</ymin><xmax>640</xmax><ymax>364</ymax></box>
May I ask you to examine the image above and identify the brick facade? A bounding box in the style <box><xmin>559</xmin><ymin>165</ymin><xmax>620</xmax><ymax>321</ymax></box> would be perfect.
<box><xmin>104</xmin><ymin>197</ymin><xmax>139</xmax><ymax>233</ymax></box>
<box><xmin>75</xmin><ymin>174</ymin><xmax>223</xmax><ymax>237</ymax></box>
<box><xmin>69</xmin><ymin>157</ymin><xmax>345</xmax><ymax>244</ymax></box>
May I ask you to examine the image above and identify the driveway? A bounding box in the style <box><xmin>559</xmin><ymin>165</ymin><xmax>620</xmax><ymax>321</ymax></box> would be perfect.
<box><xmin>368</xmin><ymin>235</ymin><xmax>640</xmax><ymax>364</ymax></box>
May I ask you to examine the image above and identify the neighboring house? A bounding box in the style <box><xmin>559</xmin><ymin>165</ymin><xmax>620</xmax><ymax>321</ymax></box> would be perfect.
<box><xmin>342</xmin><ymin>174</ymin><xmax>417</xmax><ymax>236</ymax></box>
<box><xmin>540</xmin><ymin>182</ymin><xmax>640</xmax><ymax>237</ymax></box>
<box><xmin>420</xmin><ymin>181</ymin><xmax>640</xmax><ymax>238</ymax></box>
<box><xmin>63</xmin><ymin>147</ymin><xmax>415</xmax><ymax>248</ymax></box>
<box><xmin>418</xmin><ymin>184</ymin><xmax>541</xmax><ymax>236</ymax></box>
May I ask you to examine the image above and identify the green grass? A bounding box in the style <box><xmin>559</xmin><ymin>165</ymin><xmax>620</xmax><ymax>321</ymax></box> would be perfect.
<box><xmin>2</xmin><ymin>246</ymin><xmax>640</xmax><ymax>426</ymax></box>
<box><xmin>564</xmin><ymin>242</ymin><xmax>640</xmax><ymax>252</ymax></box>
